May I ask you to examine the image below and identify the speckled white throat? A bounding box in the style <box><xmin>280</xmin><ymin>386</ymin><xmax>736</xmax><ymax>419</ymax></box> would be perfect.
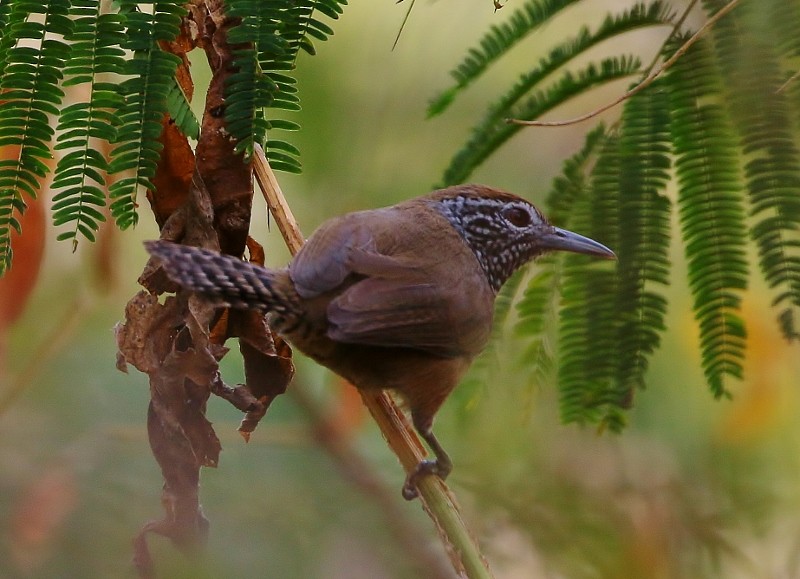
<box><xmin>433</xmin><ymin>190</ymin><xmax>550</xmax><ymax>293</ymax></box>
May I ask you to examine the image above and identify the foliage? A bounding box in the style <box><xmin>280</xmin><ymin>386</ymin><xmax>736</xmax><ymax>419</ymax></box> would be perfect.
<box><xmin>668</xmin><ymin>33</ymin><xmax>748</xmax><ymax>397</ymax></box>
<box><xmin>0</xmin><ymin>0</ymin><xmax>346</xmax><ymax>274</ymax></box>
<box><xmin>703</xmin><ymin>0</ymin><xmax>800</xmax><ymax>340</ymax></box>
<box><xmin>1</xmin><ymin>0</ymin><xmax>796</xmax><ymax>430</ymax></box>
<box><xmin>0</xmin><ymin>0</ymin><xmax>72</xmax><ymax>271</ymax></box>
<box><xmin>435</xmin><ymin>1</ymin><xmax>674</xmax><ymax>186</ymax></box>
<box><xmin>224</xmin><ymin>0</ymin><xmax>346</xmax><ymax>165</ymax></box>
<box><xmin>436</xmin><ymin>0</ymin><xmax>800</xmax><ymax>426</ymax></box>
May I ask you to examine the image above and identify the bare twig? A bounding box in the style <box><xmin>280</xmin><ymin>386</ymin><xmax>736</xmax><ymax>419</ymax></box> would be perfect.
<box><xmin>508</xmin><ymin>0</ymin><xmax>740</xmax><ymax>128</ymax></box>
<box><xmin>252</xmin><ymin>153</ymin><xmax>304</xmax><ymax>253</ymax></box>
<box><xmin>642</xmin><ymin>0</ymin><xmax>699</xmax><ymax>76</ymax></box>
<box><xmin>777</xmin><ymin>69</ymin><xmax>800</xmax><ymax>94</ymax></box>
<box><xmin>391</xmin><ymin>0</ymin><xmax>416</xmax><ymax>51</ymax></box>
<box><xmin>253</xmin><ymin>144</ymin><xmax>493</xmax><ymax>579</ymax></box>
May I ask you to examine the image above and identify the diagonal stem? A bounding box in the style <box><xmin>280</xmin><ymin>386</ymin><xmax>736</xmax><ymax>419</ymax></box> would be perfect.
<box><xmin>253</xmin><ymin>145</ymin><xmax>494</xmax><ymax>579</ymax></box>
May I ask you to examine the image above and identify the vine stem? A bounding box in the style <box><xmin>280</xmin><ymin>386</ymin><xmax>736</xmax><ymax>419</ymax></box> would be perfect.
<box><xmin>253</xmin><ymin>145</ymin><xmax>494</xmax><ymax>579</ymax></box>
<box><xmin>507</xmin><ymin>0</ymin><xmax>740</xmax><ymax>128</ymax></box>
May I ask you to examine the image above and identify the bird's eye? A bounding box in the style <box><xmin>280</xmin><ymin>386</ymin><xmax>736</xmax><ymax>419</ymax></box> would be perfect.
<box><xmin>503</xmin><ymin>206</ymin><xmax>532</xmax><ymax>228</ymax></box>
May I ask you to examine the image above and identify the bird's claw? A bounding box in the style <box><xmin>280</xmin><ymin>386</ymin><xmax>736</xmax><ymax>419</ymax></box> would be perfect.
<box><xmin>401</xmin><ymin>459</ymin><xmax>445</xmax><ymax>500</ymax></box>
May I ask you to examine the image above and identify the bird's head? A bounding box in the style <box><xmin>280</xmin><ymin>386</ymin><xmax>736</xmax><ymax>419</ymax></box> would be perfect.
<box><xmin>429</xmin><ymin>185</ymin><xmax>615</xmax><ymax>292</ymax></box>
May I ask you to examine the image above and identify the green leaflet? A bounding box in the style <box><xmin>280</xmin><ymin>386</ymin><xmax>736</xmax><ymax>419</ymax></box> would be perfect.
<box><xmin>667</xmin><ymin>33</ymin><xmax>748</xmax><ymax>398</ymax></box>
<box><xmin>52</xmin><ymin>0</ymin><xmax>126</xmax><ymax>249</ymax></box>
<box><xmin>166</xmin><ymin>78</ymin><xmax>199</xmax><ymax>141</ymax></box>
<box><xmin>613</xmin><ymin>83</ymin><xmax>671</xmax><ymax>400</ymax></box>
<box><xmin>428</xmin><ymin>0</ymin><xmax>583</xmax><ymax>117</ymax></box>
<box><xmin>224</xmin><ymin>0</ymin><xmax>347</xmax><ymax>163</ymax></box>
<box><xmin>434</xmin><ymin>0</ymin><xmax>800</xmax><ymax>426</ymax></box>
<box><xmin>440</xmin><ymin>55</ymin><xmax>642</xmax><ymax>187</ymax></box>
<box><xmin>0</xmin><ymin>0</ymin><xmax>349</xmax><ymax>274</ymax></box>
<box><xmin>557</xmin><ymin>135</ymin><xmax>622</xmax><ymax>429</ymax></box>
<box><xmin>515</xmin><ymin>126</ymin><xmax>608</xmax><ymax>394</ymax></box>
<box><xmin>705</xmin><ymin>0</ymin><xmax>800</xmax><ymax>341</ymax></box>
<box><xmin>107</xmin><ymin>0</ymin><xmax>185</xmax><ymax>231</ymax></box>
<box><xmin>0</xmin><ymin>0</ymin><xmax>71</xmax><ymax>274</ymax></box>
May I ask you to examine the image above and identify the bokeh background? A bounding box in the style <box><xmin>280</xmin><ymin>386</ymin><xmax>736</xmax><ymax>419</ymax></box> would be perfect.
<box><xmin>3</xmin><ymin>1</ymin><xmax>800</xmax><ymax>578</ymax></box>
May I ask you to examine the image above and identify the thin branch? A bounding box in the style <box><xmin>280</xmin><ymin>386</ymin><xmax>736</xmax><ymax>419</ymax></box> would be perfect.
<box><xmin>253</xmin><ymin>144</ymin><xmax>494</xmax><ymax>579</ymax></box>
<box><xmin>776</xmin><ymin>69</ymin><xmax>800</xmax><ymax>94</ymax></box>
<box><xmin>508</xmin><ymin>0</ymin><xmax>740</xmax><ymax>128</ymax></box>
<box><xmin>391</xmin><ymin>0</ymin><xmax>416</xmax><ymax>51</ymax></box>
<box><xmin>642</xmin><ymin>0</ymin><xmax>699</xmax><ymax>75</ymax></box>
<box><xmin>252</xmin><ymin>149</ymin><xmax>305</xmax><ymax>253</ymax></box>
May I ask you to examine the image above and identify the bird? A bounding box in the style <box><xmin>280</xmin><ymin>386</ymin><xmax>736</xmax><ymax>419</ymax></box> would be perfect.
<box><xmin>145</xmin><ymin>184</ymin><xmax>615</xmax><ymax>499</ymax></box>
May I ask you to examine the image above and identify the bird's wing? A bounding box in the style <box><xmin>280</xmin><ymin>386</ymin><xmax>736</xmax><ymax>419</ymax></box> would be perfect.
<box><xmin>290</xmin><ymin>204</ymin><xmax>492</xmax><ymax>357</ymax></box>
<box><xmin>290</xmin><ymin>208</ymin><xmax>422</xmax><ymax>296</ymax></box>
<box><xmin>326</xmin><ymin>276</ymin><xmax>461</xmax><ymax>357</ymax></box>
<box><xmin>326</xmin><ymin>227</ymin><xmax>491</xmax><ymax>356</ymax></box>
<box><xmin>290</xmin><ymin>214</ymin><xmax>378</xmax><ymax>297</ymax></box>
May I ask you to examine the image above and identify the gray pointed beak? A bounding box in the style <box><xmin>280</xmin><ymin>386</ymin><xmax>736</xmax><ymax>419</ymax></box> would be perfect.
<box><xmin>539</xmin><ymin>227</ymin><xmax>616</xmax><ymax>259</ymax></box>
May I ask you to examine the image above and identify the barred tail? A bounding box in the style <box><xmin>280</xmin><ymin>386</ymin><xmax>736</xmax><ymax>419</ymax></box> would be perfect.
<box><xmin>144</xmin><ymin>240</ymin><xmax>300</xmax><ymax>317</ymax></box>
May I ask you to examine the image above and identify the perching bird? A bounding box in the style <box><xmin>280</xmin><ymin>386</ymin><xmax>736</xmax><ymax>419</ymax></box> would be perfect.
<box><xmin>145</xmin><ymin>184</ymin><xmax>615</xmax><ymax>499</ymax></box>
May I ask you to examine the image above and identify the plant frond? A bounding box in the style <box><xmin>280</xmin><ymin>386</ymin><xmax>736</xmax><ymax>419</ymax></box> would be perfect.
<box><xmin>667</xmin><ymin>33</ymin><xmax>748</xmax><ymax>396</ymax></box>
<box><xmin>0</xmin><ymin>0</ymin><xmax>72</xmax><ymax>274</ymax></box>
<box><xmin>759</xmin><ymin>0</ymin><xmax>800</xmax><ymax>62</ymax></box>
<box><xmin>107</xmin><ymin>0</ymin><xmax>185</xmax><ymax>231</ymax></box>
<box><xmin>515</xmin><ymin>126</ymin><xmax>608</xmax><ymax>391</ymax></box>
<box><xmin>429</xmin><ymin>0</ymin><xmax>582</xmax><ymax>117</ymax></box>
<box><xmin>0</xmin><ymin>182</ymin><xmax>23</xmax><ymax>274</ymax></box>
<box><xmin>52</xmin><ymin>0</ymin><xmax>127</xmax><ymax>248</ymax></box>
<box><xmin>515</xmin><ymin>256</ymin><xmax>559</xmax><ymax>390</ymax></box>
<box><xmin>166</xmin><ymin>77</ymin><xmax>199</xmax><ymax>140</ymax></box>
<box><xmin>225</xmin><ymin>0</ymin><xmax>346</xmax><ymax>164</ymax></box>
<box><xmin>441</xmin><ymin>55</ymin><xmax>640</xmax><ymax>187</ymax></box>
<box><xmin>430</xmin><ymin>1</ymin><xmax>674</xmax><ymax>118</ymax></box>
<box><xmin>283</xmin><ymin>0</ymin><xmax>346</xmax><ymax>57</ymax></box>
<box><xmin>0</xmin><ymin>1</ymin><xmax>12</xmax><ymax>78</ymax></box>
<box><xmin>557</xmin><ymin>135</ymin><xmax>622</xmax><ymax>430</ymax></box>
<box><xmin>705</xmin><ymin>0</ymin><xmax>800</xmax><ymax>341</ymax></box>
<box><xmin>613</xmin><ymin>82</ymin><xmax>672</xmax><ymax>397</ymax></box>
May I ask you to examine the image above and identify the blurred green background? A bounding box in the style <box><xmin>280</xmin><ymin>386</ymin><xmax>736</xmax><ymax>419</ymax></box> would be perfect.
<box><xmin>3</xmin><ymin>2</ymin><xmax>800</xmax><ymax>578</ymax></box>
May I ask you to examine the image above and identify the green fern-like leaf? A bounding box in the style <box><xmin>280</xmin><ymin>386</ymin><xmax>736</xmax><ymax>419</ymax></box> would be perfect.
<box><xmin>283</xmin><ymin>0</ymin><xmax>346</xmax><ymax>57</ymax></box>
<box><xmin>705</xmin><ymin>0</ymin><xmax>800</xmax><ymax>340</ymax></box>
<box><xmin>226</xmin><ymin>0</ymin><xmax>289</xmax><ymax>159</ymax></box>
<box><xmin>441</xmin><ymin>55</ymin><xmax>640</xmax><ymax>187</ymax></box>
<box><xmin>429</xmin><ymin>0</ymin><xmax>581</xmax><ymax>117</ymax></box>
<box><xmin>557</xmin><ymin>136</ymin><xmax>622</xmax><ymax>429</ymax></box>
<box><xmin>0</xmin><ymin>0</ymin><xmax>72</xmax><ymax>274</ymax></box>
<box><xmin>613</xmin><ymin>83</ymin><xmax>672</xmax><ymax>396</ymax></box>
<box><xmin>551</xmin><ymin>92</ymin><xmax>670</xmax><ymax>427</ymax></box>
<box><xmin>225</xmin><ymin>0</ymin><xmax>346</xmax><ymax>164</ymax></box>
<box><xmin>52</xmin><ymin>0</ymin><xmax>127</xmax><ymax>248</ymax></box>
<box><xmin>515</xmin><ymin>256</ymin><xmax>559</xmax><ymax>389</ymax></box>
<box><xmin>0</xmin><ymin>2</ymin><xmax>12</xmax><ymax>79</ymax></box>
<box><xmin>761</xmin><ymin>0</ymin><xmax>800</xmax><ymax>62</ymax></box>
<box><xmin>431</xmin><ymin>1</ymin><xmax>674</xmax><ymax>120</ymax></box>
<box><xmin>107</xmin><ymin>0</ymin><xmax>184</xmax><ymax>230</ymax></box>
<box><xmin>667</xmin><ymin>33</ymin><xmax>748</xmax><ymax>397</ymax></box>
<box><xmin>547</xmin><ymin>126</ymin><xmax>608</xmax><ymax>227</ymax></box>
<box><xmin>166</xmin><ymin>77</ymin><xmax>199</xmax><ymax>140</ymax></box>
<box><xmin>515</xmin><ymin>126</ymin><xmax>608</xmax><ymax>390</ymax></box>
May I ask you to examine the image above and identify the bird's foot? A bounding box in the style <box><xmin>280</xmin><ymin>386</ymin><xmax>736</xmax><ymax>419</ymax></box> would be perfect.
<box><xmin>401</xmin><ymin>459</ymin><xmax>449</xmax><ymax>500</ymax></box>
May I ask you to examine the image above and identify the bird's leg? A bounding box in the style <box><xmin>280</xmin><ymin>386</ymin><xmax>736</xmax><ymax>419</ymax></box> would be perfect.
<box><xmin>402</xmin><ymin>424</ymin><xmax>453</xmax><ymax>501</ymax></box>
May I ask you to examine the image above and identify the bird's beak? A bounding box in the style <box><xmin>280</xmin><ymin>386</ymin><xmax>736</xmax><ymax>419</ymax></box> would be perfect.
<box><xmin>539</xmin><ymin>227</ymin><xmax>616</xmax><ymax>259</ymax></box>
